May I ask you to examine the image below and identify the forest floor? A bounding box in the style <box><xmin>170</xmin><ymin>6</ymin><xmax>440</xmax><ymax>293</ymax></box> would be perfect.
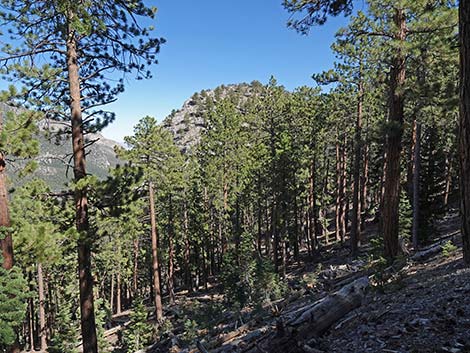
<box><xmin>109</xmin><ymin>208</ymin><xmax>470</xmax><ymax>353</ymax></box>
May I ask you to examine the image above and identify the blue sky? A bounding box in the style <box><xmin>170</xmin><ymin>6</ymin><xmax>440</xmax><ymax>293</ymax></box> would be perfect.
<box><xmin>103</xmin><ymin>0</ymin><xmax>349</xmax><ymax>141</ymax></box>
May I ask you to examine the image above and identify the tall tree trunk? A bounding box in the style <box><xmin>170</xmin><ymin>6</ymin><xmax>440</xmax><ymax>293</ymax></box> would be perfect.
<box><xmin>383</xmin><ymin>8</ymin><xmax>406</xmax><ymax>260</ymax></box>
<box><xmin>116</xmin><ymin>270</ymin><xmax>122</xmax><ymax>315</ymax></box>
<box><xmin>335</xmin><ymin>140</ymin><xmax>343</xmax><ymax>242</ymax></box>
<box><xmin>293</xmin><ymin>195</ymin><xmax>300</xmax><ymax>261</ymax></box>
<box><xmin>309</xmin><ymin>156</ymin><xmax>316</xmax><ymax>250</ymax></box>
<box><xmin>321</xmin><ymin>149</ymin><xmax>330</xmax><ymax>244</ymax></box>
<box><xmin>66</xmin><ymin>18</ymin><xmax>98</xmax><ymax>353</ymax></box>
<box><xmin>272</xmin><ymin>202</ymin><xmax>280</xmax><ymax>273</ymax></box>
<box><xmin>110</xmin><ymin>273</ymin><xmax>114</xmax><ymax>314</ymax></box>
<box><xmin>412</xmin><ymin>121</ymin><xmax>421</xmax><ymax>250</ymax></box>
<box><xmin>183</xmin><ymin>201</ymin><xmax>192</xmax><ymax>291</ymax></box>
<box><xmin>340</xmin><ymin>141</ymin><xmax>347</xmax><ymax>241</ymax></box>
<box><xmin>28</xmin><ymin>293</ymin><xmax>35</xmax><ymax>351</ymax></box>
<box><xmin>37</xmin><ymin>263</ymin><xmax>47</xmax><ymax>351</ymax></box>
<box><xmin>167</xmin><ymin>194</ymin><xmax>175</xmax><ymax>305</ymax></box>
<box><xmin>444</xmin><ymin>153</ymin><xmax>452</xmax><ymax>207</ymax></box>
<box><xmin>361</xmin><ymin>139</ymin><xmax>369</xmax><ymax>231</ymax></box>
<box><xmin>351</xmin><ymin>79</ymin><xmax>364</xmax><ymax>257</ymax></box>
<box><xmin>257</xmin><ymin>193</ymin><xmax>263</xmax><ymax>257</ymax></box>
<box><xmin>133</xmin><ymin>238</ymin><xmax>139</xmax><ymax>299</ymax></box>
<box><xmin>0</xmin><ymin>113</ymin><xmax>12</xmax><ymax>270</ymax></box>
<box><xmin>149</xmin><ymin>181</ymin><xmax>163</xmax><ymax>322</ymax></box>
<box><xmin>459</xmin><ymin>0</ymin><xmax>470</xmax><ymax>265</ymax></box>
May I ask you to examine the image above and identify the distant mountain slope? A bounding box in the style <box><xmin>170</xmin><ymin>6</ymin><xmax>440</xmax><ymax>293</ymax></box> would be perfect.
<box><xmin>0</xmin><ymin>103</ymin><xmax>120</xmax><ymax>190</ymax></box>
<box><xmin>32</xmin><ymin>121</ymin><xmax>121</xmax><ymax>190</ymax></box>
<box><xmin>162</xmin><ymin>81</ymin><xmax>263</xmax><ymax>152</ymax></box>
<box><xmin>2</xmin><ymin>81</ymin><xmax>262</xmax><ymax>189</ymax></box>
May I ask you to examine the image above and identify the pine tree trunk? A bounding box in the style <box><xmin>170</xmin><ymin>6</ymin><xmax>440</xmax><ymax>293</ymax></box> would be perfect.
<box><xmin>183</xmin><ymin>201</ymin><xmax>192</xmax><ymax>290</ymax></box>
<box><xmin>383</xmin><ymin>8</ymin><xmax>406</xmax><ymax>260</ymax></box>
<box><xmin>272</xmin><ymin>203</ymin><xmax>280</xmax><ymax>272</ymax></box>
<box><xmin>444</xmin><ymin>153</ymin><xmax>452</xmax><ymax>207</ymax></box>
<box><xmin>351</xmin><ymin>79</ymin><xmax>364</xmax><ymax>257</ymax></box>
<box><xmin>257</xmin><ymin>193</ymin><xmax>263</xmax><ymax>257</ymax></box>
<box><xmin>335</xmin><ymin>140</ymin><xmax>342</xmax><ymax>242</ymax></box>
<box><xmin>148</xmin><ymin>181</ymin><xmax>163</xmax><ymax>322</ymax></box>
<box><xmin>412</xmin><ymin>121</ymin><xmax>421</xmax><ymax>250</ymax></box>
<box><xmin>321</xmin><ymin>150</ymin><xmax>330</xmax><ymax>244</ymax></box>
<box><xmin>66</xmin><ymin>17</ymin><xmax>98</xmax><ymax>353</ymax></box>
<box><xmin>361</xmin><ymin>140</ymin><xmax>369</xmax><ymax>230</ymax></box>
<box><xmin>37</xmin><ymin>263</ymin><xmax>47</xmax><ymax>351</ymax></box>
<box><xmin>293</xmin><ymin>196</ymin><xmax>300</xmax><ymax>261</ymax></box>
<box><xmin>309</xmin><ymin>156</ymin><xmax>316</xmax><ymax>250</ymax></box>
<box><xmin>459</xmin><ymin>0</ymin><xmax>470</xmax><ymax>265</ymax></box>
<box><xmin>133</xmin><ymin>238</ymin><xmax>139</xmax><ymax>299</ymax></box>
<box><xmin>28</xmin><ymin>295</ymin><xmax>35</xmax><ymax>351</ymax></box>
<box><xmin>110</xmin><ymin>273</ymin><xmax>114</xmax><ymax>314</ymax></box>
<box><xmin>340</xmin><ymin>141</ymin><xmax>347</xmax><ymax>241</ymax></box>
<box><xmin>265</xmin><ymin>201</ymin><xmax>271</xmax><ymax>257</ymax></box>
<box><xmin>116</xmin><ymin>270</ymin><xmax>122</xmax><ymax>315</ymax></box>
<box><xmin>0</xmin><ymin>112</ymin><xmax>12</xmax><ymax>270</ymax></box>
<box><xmin>168</xmin><ymin>194</ymin><xmax>176</xmax><ymax>305</ymax></box>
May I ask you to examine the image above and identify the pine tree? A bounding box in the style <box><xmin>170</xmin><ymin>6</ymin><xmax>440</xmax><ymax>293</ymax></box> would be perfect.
<box><xmin>116</xmin><ymin>116</ymin><xmax>183</xmax><ymax>323</ymax></box>
<box><xmin>0</xmin><ymin>2</ymin><xmax>164</xmax><ymax>350</ymax></box>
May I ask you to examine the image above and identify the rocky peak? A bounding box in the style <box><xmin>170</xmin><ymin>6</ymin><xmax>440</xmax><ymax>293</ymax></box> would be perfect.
<box><xmin>162</xmin><ymin>81</ymin><xmax>263</xmax><ymax>152</ymax></box>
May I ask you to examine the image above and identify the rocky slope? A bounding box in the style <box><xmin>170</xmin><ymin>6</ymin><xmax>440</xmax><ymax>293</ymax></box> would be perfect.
<box><xmin>162</xmin><ymin>81</ymin><xmax>263</xmax><ymax>152</ymax></box>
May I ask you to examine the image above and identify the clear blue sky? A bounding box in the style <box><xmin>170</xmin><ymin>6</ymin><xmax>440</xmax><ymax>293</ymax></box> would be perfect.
<box><xmin>103</xmin><ymin>0</ymin><xmax>349</xmax><ymax>141</ymax></box>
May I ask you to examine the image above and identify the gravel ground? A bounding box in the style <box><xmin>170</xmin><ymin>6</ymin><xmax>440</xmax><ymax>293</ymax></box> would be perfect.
<box><xmin>321</xmin><ymin>252</ymin><xmax>470</xmax><ymax>353</ymax></box>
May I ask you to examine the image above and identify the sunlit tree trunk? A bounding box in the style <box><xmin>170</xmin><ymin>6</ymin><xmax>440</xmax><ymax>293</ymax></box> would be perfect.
<box><xmin>383</xmin><ymin>8</ymin><xmax>406</xmax><ymax>260</ymax></box>
<box><xmin>149</xmin><ymin>181</ymin><xmax>163</xmax><ymax>322</ymax></box>
<box><xmin>37</xmin><ymin>263</ymin><xmax>47</xmax><ymax>351</ymax></box>
<box><xmin>66</xmin><ymin>15</ymin><xmax>98</xmax><ymax>353</ymax></box>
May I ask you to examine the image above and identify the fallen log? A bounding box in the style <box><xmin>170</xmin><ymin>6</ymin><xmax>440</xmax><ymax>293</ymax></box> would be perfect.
<box><xmin>290</xmin><ymin>276</ymin><xmax>368</xmax><ymax>333</ymax></box>
<box><xmin>412</xmin><ymin>244</ymin><xmax>442</xmax><ymax>262</ymax></box>
<box><xmin>260</xmin><ymin>276</ymin><xmax>370</xmax><ymax>353</ymax></box>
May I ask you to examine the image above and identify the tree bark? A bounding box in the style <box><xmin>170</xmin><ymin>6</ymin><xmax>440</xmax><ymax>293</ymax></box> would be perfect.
<box><xmin>167</xmin><ymin>194</ymin><xmax>176</xmax><ymax>305</ymax></box>
<box><xmin>66</xmin><ymin>16</ymin><xmax>98</xmax><ymax>353</ymax></box>
<box><xmin>361</xmin><ymin>139</ymin><xmax>369</xmax><ymax>231</ymax></box>
<box><xmin>37</xmin><ymin>263</ymin><xmax>47</xmax><ymax>351</ymax></box>
<box><xmin>133</xmin><ymin>238</ymin><xmax>139</xmax><ymax>299</ymax></box>
<box><xmin>308</xmin><ymin>156</ymin><xmax>316</xmax><ymax>250</ymax></box>
<box><xmin>0</xmin><ymin>112</ymin><xmax>12</xmax><ymax>270</ymax></box>
<box><xmin>383</xmin><ymin>8</ymin><xmax>406</xmax><ymax>260</ymax></box>
<box><xmin>116</xmin><ymin>270</ymin><xmax>122</xmax><ymax>315</ymax></box>
<box><xmin>149</xmin><ymin>181</ymin><xmax>163</xmax><ymax>322</ymax></box>
<box><xmin>351</xmin><ymin>78</ymin><xmax>364</xmax><ymax>257</ymax></box>
<box><xmin>335</xmin><ymin>140</ymin><xmax>343</xmax><ymax>242</ymax></box>
<box><xmin>183</xmin><ymin>201</ymin><xmax>192</xmax><ymax>291</ymax></box>
<box><xmin>110</xmin><ymin>273</ymin><xmax>114</xmax><ymax>314</ymax></box>
<box><xmin>28</xmin><ymin>294</ymin><xmax>35</xmax><ymax>351</ymax></box>
<box><xmin>264</xmin><ymin>277</ymin><xmax>369</xmax><ymax>353</ymax></box>
<box><xmin>412</xmin><ymin>121</ymin><xmax>421</xmax><ymax>250</ymax></box>
<box><xmin>460</xmin><ymin>0</ymin><xmax>470</xmax><ymax>265</ymax></box>
<box><xmin>444</xmin><ymin>153</ymin><xmax>452</xmax><ymax>207</ymax></box>
<box><xmin>340</xmin><ymin>141</ymin><xmax>347</xmax><ymax>240</ymax></box>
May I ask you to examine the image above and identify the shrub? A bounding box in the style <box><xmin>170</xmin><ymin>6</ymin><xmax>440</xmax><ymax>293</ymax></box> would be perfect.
<box><xmin>442</xmin><ymin>240</ymin><xmax>457</xmax><ymax>257</ymax></box>
<box><xmin>220</xmin><ymin>232</ymin><xmax>286</xmax><ymax>308</ymax></box>
<box><xmin>0</xmin><ymin>266</ymin><xmax>29</xmax><ymax>349</ymax></box>
<box><xmin>122</xmin><ymin>299</ymin><xmax>154</xmax><ymax>352</ymax></box>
